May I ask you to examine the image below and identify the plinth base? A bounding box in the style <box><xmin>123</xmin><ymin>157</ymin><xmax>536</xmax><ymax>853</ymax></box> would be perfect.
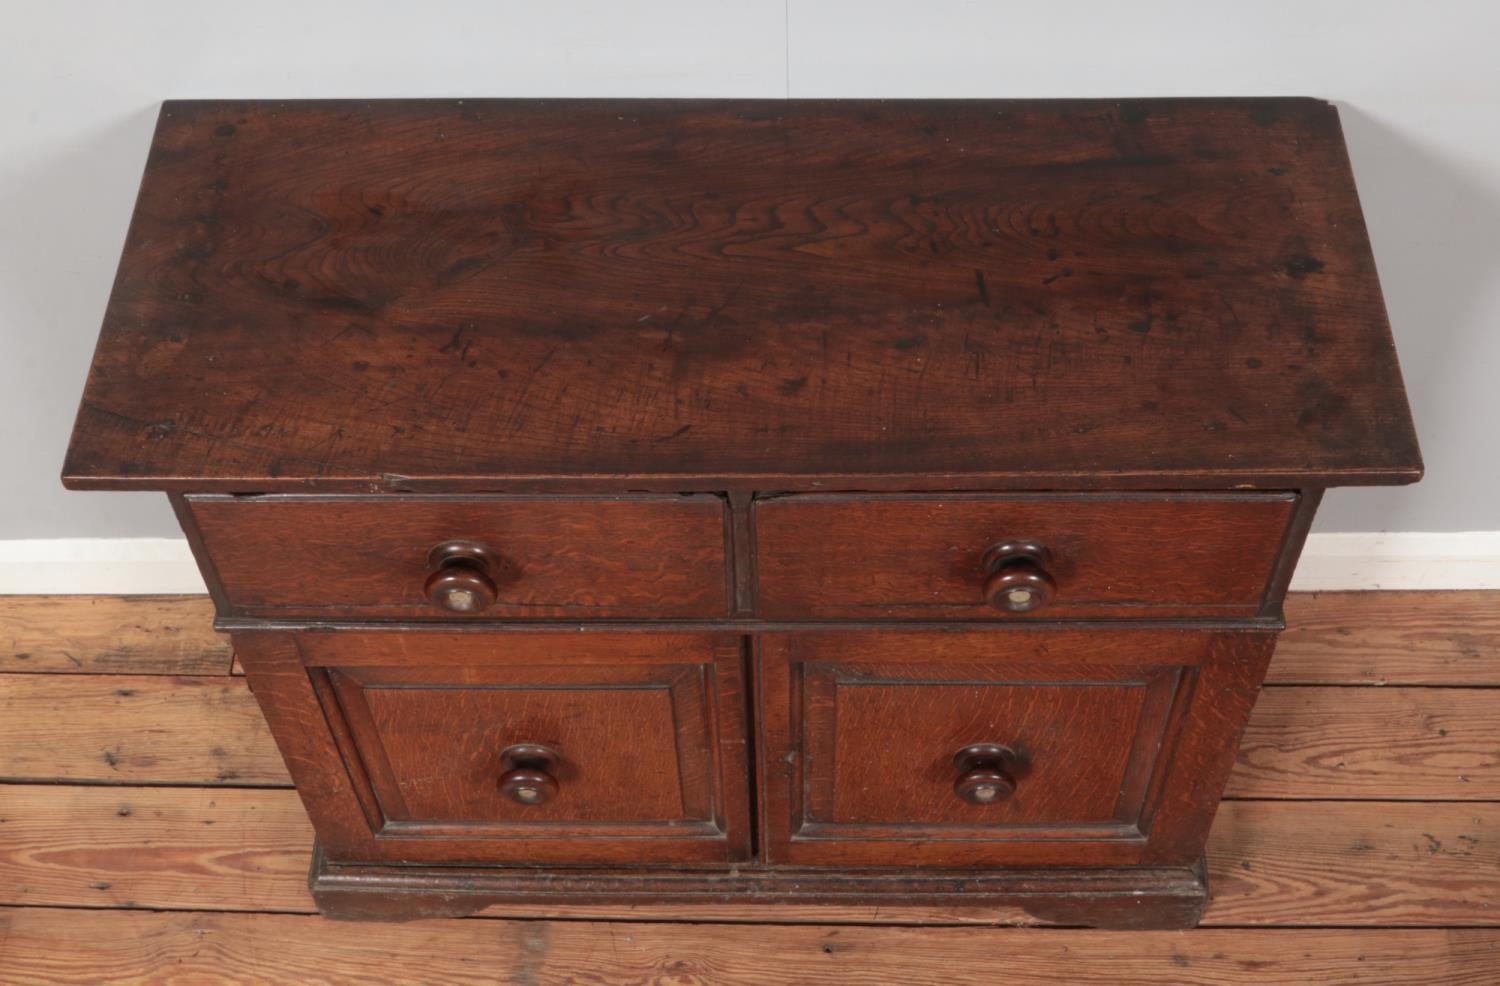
<box><xmin>309</xmin><ymin>843</ymin><xmax>1208</xmax><ymax>929</ymax></box>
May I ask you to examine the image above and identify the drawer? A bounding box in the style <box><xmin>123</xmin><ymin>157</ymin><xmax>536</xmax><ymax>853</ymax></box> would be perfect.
<box><xmin>757</xmin><ymin>629</ymin><xmax>1274</xmax><ymax>868</ymax></box>
<box><xmin>187</xmin><ymin>494</ymin><xmax>729</xmax><ymax>619</ymax></box>
<box><xmin>754</xmin><ymin>493</ymin><xmax>1296</xmax><ymax>619</ymax></box>
<box><xmin>292</xmin><ymin>632</ymin><xmax>751</xmax><ymax>865</ymax></box>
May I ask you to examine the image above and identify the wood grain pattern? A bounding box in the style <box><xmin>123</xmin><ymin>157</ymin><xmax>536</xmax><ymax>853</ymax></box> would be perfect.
<box><xmin>54</xmin><ymin>96</ymin><xmax>1424</xmax><ymax>925</ymax></box>
<box><xmin>0</xmin><ymin>671</ymin><xmax>280</xmax><ymax>786</ymax></box>
<box><xmin>813</xmin><ymin>669</ymin><xmax>1161</xmax><ymax>827</ymax></box>
<box><xmin>10</xmin><ymin>674</ymin><xmax>1494</xmax><ymax>800</ymax></box>
<box><xmin>0</xmin><ymin>595</ymin><xmax>228</xmax><ymax>675</ymax></box>
<box><xmin>339</xmin><ymin>667</ymin><xmax>704</xmax><ymax>825</ymax></box>
<box><xmin>226</xmin><ymin>632</ymin><xmax>385</xmax><ymax>865</ymax></box>
<box><xmin>1229</xmin><ymin>687</ymin><xmax>1500</xmax><ymax>799</ymax></box>
<box><xmin>188</xmin><ymin>494</ymin><xmax>730</xmax><ymax>619</ymax></box>
<box><xmin>757</xmin><ymin>629</ymin><xmax>1275</xmax><ymax>869</ymax></box>
<box><xmin>304</xmin><ymin>634</ymin><xmax>752</xmax><ymax>865</ymax></box>
<box><xmin>0</xmin><ymin>787</ymin><xmax>1493</xmax><ymax>927</ymax></box>
<box><xmin>6</xmin><ymin>591</ymin><xmax>1491</xmax><ymax>683</ymax></box>
<box><xmin>235</xmin><ymin>631</ymin><xmax>752</xmax><ymax>867</ymax></box>
<box><xmin>1270</xmin><ymin>591</ymin><xmax>1500</xmax><ymax>685</ymax></box>
<box><xmin>3</xmin><ymin>592</ymin><xmax>1490</xmax><ymax>974</ymax></box>
<box><xmin>754</xmin><ymin>492</ymin><xmax>1294</xmax><ymax>619</ymax></box>
<box><xmin>4</xmin><ymin>910</ymin><xmax>1496</xmax><ymax>986</ymax></box>
<box><xmin>307</xmin><ymin>850</ymin><xmax>1210</xmax><ymax>926</ymax></box>
<box><xmin>0</xmin><ymin>673</ymin><xmax>281</xmax><ymax>785</ymax></box>
<box><xmin>1205</xmin><ymin>800</ymin><xmax>1498</xmax><ymax>926</ymax></box>
<box><xmin>62</xmin><ymin>98</ymin><xmax>1421</xmax><ymax>493</ymax></box>
<box><xmin>9</xmin><ymin>591</ymin><xmax>1474</xmax><ymax>680</ymax></box>
<box><xmin>0</xmin><ymin>785</ymin><xmax>313</xmax><ymax>912</ymax></box>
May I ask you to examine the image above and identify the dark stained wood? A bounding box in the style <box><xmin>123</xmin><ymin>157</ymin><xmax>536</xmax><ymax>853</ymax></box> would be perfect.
<box><xmin>804</xmin><ymin>664</ymin><xmax>1169</xmax><ymax>833</ymax></box>
<box><xmin>0</xmin><ymin>595</ymin><xmax>230</xmax><ymax>675</ymax></box>
<box><xmin>981</xmin><ymin>541</ymin><xmax>1057</xmax><ymax>613</ymax></box>
<box><xmin>757</xmin><ymin>629</ymin><xmax>1275</xmax><ymax>870</ymax></box>
<box><xmin>56</xmin><ymin>97</ymin><xmax>1424</xmax><ymax>928</ymax></box>
<box><xmin>329</xmin><ymin>665</ymin><xmax>714</xmax><ymax>829</ymax></box>
<box><xmin>224</xmin><ymin>631</ymin><xmax>379</xmax><ymax>863</ymax></box>
<box><xmin>237</xmin><ymin>631</ymin><xmax>752</xmax><ymax>867</ymax></box>
<box><xmin>309</xmin><ymin>845</ymin><xmax>1209</xmax><ymax>928</ymax></box>
<box><xmin>422</xmin><ymin>538</ymin><xmax>502</xmax><ymax>613</ymax></box>
<box><xmin>754</xmin><ymin>492</ymin><xmax>1295</xmax><ymax>619</ymax></box>
<box><xmin>186</xmin><ymin>494</ymin><xmax>730</xmax><ymax>619</ymax></box>
<box><xmin>8</xmin><ymin>911</ymin><xmax>1496</xmax><ymax>986</ymax></box>
<box><xmin>952</xmin><ymin>743</ymin><xmax>1021</xmax><ymax>805</ymax></box>
<box><xmin>1258</xmin><ymin>487</ymin><xmax>1324</xmax><ymax>617</ymax></box>
<box><xmin>63</xmin><ymin>98</ymin><xmax>1421</xmax><ymax>494</ymax></box>
<box><xmin>496</xmin><ymin>743</ymin><xmax>562</xmax><ymax>806</ymax></box>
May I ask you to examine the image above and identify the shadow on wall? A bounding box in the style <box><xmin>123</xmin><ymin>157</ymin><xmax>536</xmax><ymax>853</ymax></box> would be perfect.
<box><xmin>0</xmin><ymin>105</ymin><xmax>183</xmax><ymax>538</ymax></box>
<box><xmin>1323</xmin><ymin>105</ymin><xmax>1500</xmax><ymax>533</ymax></box>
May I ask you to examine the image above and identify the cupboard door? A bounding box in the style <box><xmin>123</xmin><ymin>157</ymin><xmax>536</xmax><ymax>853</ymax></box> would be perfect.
<box><xmin>238</xmin><ymin>631</ymin><xmax>751</xmax><ymax>866</ymax></box>
<box><xmin>757</xmin><ymin>629</ymin><xmax>1273</xmax><ymax>868</ymax></box>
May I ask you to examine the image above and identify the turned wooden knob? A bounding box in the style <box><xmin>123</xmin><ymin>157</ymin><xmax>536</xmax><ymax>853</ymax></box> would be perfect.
<box><xmin>498</xmin><ymin>744</ymin><xmax>561</xmax><ymax>805</ymax></box>
<box><xmin>982</xmin><ymin>541</ymin><xmax>1056</xmax><ymax>613</ymax></box>
<box><xmin>953</xmin><ymin>743</ymin><xmax>1018</xmax><ymax>805</ymax></box>
<box><xmin>424</xmin><ymin>539</ymin><xmax>499</xmax><ymax>613</ymax></box>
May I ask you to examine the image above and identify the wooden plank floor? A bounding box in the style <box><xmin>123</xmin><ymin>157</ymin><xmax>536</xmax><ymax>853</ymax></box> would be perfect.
<box><xmin>1</xmin><ymin>592</ymin><xmax>1497</xmax><ymax>984</ymax></box>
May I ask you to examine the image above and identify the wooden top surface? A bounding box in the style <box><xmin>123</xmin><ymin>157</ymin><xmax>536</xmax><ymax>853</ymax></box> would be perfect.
<box><xmin>64</xmin><ymin>98</ymin><xmax>1421</xmax><ymax>492</ymax></box>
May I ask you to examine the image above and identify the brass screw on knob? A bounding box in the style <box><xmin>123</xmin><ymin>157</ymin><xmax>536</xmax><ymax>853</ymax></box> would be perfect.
<box><xmin>953</xmin><ymin>743</ymin><xmax>1020</xmax><ymax>806</ymax></box>
<box><xmin>967</xmin><ymin>779</ymin><xmax>1007</xmax><ymax>804</ymax></box>
<box><xmin>497</xmin><ymin>744</ymin><xmax>562</xmax><ymax>806</ymax></box>
<box><xmin>981</xmin><ymin>540</ymin><xmax>1057</xmax><ymax>613</ymax></box>
<box><xmin>423</xmin><ymin>540</ymin><xmax>501</xmax><ymax>613</ymax></box>
<box><xmin>443</xmin><ymin>587</ymin><xmax>480</xmax><ymax>612</ymax></box>
<box><xmin>511</xmin><ymin>782</ymin><xmax>547</xmax><ymax>804</ymax></box>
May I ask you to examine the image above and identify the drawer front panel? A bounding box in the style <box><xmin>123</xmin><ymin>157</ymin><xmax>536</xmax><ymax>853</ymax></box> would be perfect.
<box><xmin>189</xmin><ymin>494</ymin><xmax>729</xmax><ymax>619</ymax></box>
<box><xmin>297</xmin><ymin>632</ymin><xmax>751</xmax><ymax>865</ymax></box>
<box><xmin>754</xmin><ymin>493</ymin><xmax>1296</xmax><ymax>619</ymax></box>
<box><xmin>758</xmin><ymin>629</ymin><xmax>1274</xmax><ymax>868</ymax></box>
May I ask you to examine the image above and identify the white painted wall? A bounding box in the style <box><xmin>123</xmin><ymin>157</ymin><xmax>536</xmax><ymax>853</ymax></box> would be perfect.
<box><xmin>3</xmin><ymin>1</ymin><xmax>1497</xmax><ymax>548</ymax></box>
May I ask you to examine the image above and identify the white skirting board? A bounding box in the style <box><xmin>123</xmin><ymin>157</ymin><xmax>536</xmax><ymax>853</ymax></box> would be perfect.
<box><xmin>0</xmin><ymin>539</ymin><xmax>208</xmax><ymax>595</ymax></box>
<box><xmin>0</xmin><ymin>534</ymin><xmax>1498</xmax><ymax>595</ymax></box>
<box><xmin>1285</xmin><ymin>532</ymin><xmax>1500</xmax><ymax>591</ymax></box>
